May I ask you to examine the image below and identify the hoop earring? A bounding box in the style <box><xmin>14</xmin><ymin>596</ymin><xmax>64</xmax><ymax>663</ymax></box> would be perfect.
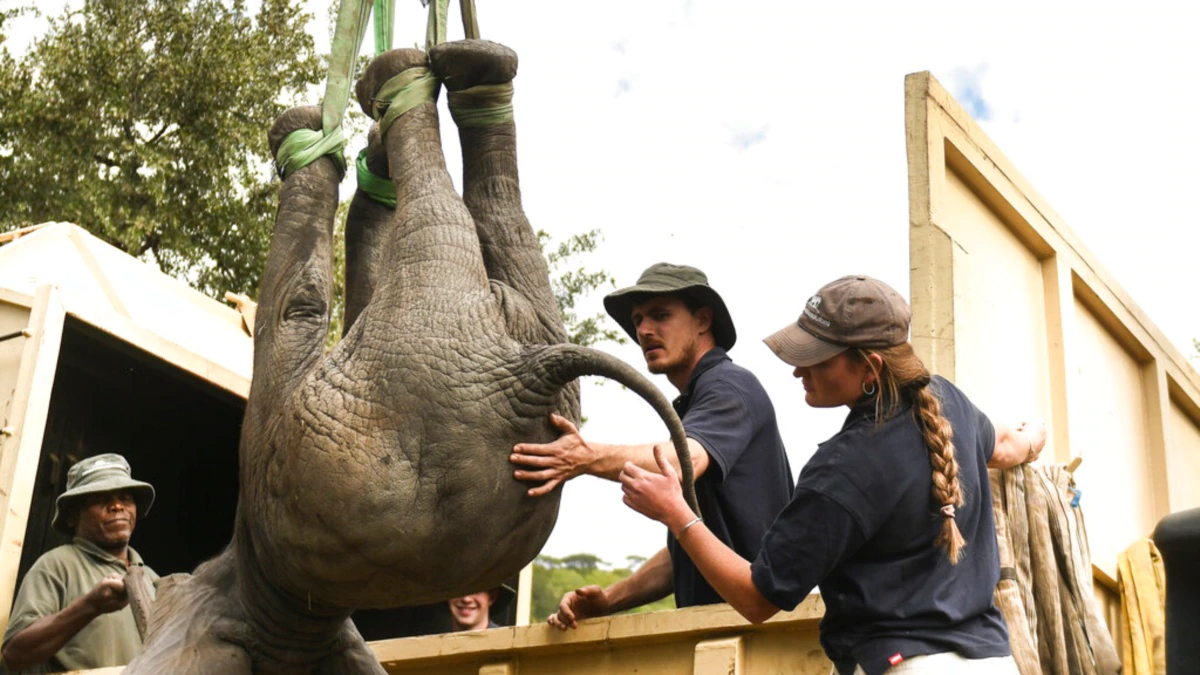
<box><xmin>862</xmin><ymin>381</ymin><xmax>876</xmax><ymax>396</ymax></box>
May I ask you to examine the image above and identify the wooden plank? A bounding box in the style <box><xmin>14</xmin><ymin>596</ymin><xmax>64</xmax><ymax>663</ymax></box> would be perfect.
<box><xmin>514</xmin><ymin>562</ymin><xmax>532</xmax><ymax>626</ymax></box>
<box><xmin>693</xmin><ymin>636</ymin><xmax>743</xmax><ymax>675</ymax></box>
<box><xmin>905</xmin><ymin>73</ymin><xmax>956</xmax><ymax>378</ymax></box>
<box><xmin>64</xmin><ymin>304</ymin><xmax>251</xmax><ymax>399</ymax></box>
<box><xmin>371</xmin><ymin>596</ymin><xmax>824</xmax><ymax>667</ymax></box>
<box><xmin>477</xmin><ymin>663</ymin><xmax>514</xmax><ymax>675</ymax></box>
<box><xmin>66</xmin><ymin>226</ymin><xmax>131</xmax><ymax>319</ymax></box>
<box><xmin>0</xmin><ymin>223</ymin><xmax>52</xmax><ymax>246</ymax></box>
<box><xmin>1142</xmin><ymin>362</ymin><xmax>1172</xmax><ymax>521</ymax></box>
<box><xmin>0</xmin><ymin>285</ymin><xmax>66</xmax><ymax>631</ymax></box>
<box><xmin>1042</xmin><ymin>255</ymin><xmax>1075</xmax><ymax>463</ymax></box>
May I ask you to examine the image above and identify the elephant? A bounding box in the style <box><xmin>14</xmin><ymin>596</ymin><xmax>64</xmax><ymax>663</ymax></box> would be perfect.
<box><xmin>124</xmin><ymin>39</ymin><xmax>697</xmax><ymax>673</ymax></box>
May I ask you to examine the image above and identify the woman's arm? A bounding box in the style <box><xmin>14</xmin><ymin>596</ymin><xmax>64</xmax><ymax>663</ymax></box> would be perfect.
<box><xmin>619</xmin><ymin>446</ymin><xmax>781</xmax><ymax>624</ymax></box>
<box><xmin>989</xmin><ymin>419</ymin><xmax>1047</xmax><ymax>469</ymax></box>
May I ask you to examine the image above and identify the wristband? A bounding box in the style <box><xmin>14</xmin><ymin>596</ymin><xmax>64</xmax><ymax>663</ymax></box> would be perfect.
<box><xmin>677</xmin><ymin>516</ymin><xmax>703</xmax><ymax>537</ymax></box>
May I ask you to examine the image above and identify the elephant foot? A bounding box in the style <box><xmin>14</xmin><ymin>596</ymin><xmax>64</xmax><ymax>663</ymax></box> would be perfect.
<box><xmin>428</xmin><ymin>39</ymin><xmax>517</xmax><ymax>91</ymax></box>
<box><xmin>356</xmin><ymin>48</ymin><xmax>438</xmax><ymax>130</ymax></box>
<box><xmin>430</xmin><ymin>40</ymin><xmax>517</xmax><ymax>129</ymax></box>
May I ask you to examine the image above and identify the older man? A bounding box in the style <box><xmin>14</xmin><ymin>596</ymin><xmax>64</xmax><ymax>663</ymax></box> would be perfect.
<box><xmin>2</xmin><ymin>454</ymin><xmax>159</xmax><ymax>673</ymax></box>
<box><xmin>511</xmin><ymin>263</ymin><xmax>793</xmax><ymax>628</ymax></box>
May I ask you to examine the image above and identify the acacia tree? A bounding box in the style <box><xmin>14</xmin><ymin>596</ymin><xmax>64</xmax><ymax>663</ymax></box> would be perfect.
<box><xmin>0</xmin><ymin>0</ymin><xmax>322</xmax><ymax>297</ymax></box>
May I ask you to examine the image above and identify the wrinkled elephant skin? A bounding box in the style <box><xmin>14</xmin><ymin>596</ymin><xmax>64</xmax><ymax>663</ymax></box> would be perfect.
<box><xmin>125</xmin><ymin>41</ymin><xmax>693</xmax><ymax>673</ymax></box>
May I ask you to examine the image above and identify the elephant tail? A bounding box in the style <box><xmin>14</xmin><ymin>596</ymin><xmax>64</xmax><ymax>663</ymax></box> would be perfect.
<box><xmin>521</xmin><ymin>344</ymin><xmax>700</xmax><ymax>516</ymax></box>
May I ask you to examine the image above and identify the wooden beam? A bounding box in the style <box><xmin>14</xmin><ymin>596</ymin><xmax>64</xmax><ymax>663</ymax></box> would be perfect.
<box><xmin>0</xmin><ymin>285</ymin><xmax>66</xmax><ymax>632</ymax></box>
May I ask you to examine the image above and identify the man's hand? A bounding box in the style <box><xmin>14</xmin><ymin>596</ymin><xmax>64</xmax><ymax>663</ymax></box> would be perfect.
<box><xmin>85</xmin><ymin>574</ymin><xmax>129</xmax><ymax>615</ymax></box>
<box><xmin>511</xmin><ymin>413</ymin><xmax>599</xmax><ymax>497</ymax></box>
<box><xmin>547</xmin><ymin>585</ymin><xmax>610</xmax><ymax>630</ymax></box>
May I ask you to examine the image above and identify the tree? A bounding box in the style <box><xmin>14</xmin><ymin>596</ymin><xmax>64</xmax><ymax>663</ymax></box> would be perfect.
<box><xmin>531</xmin><ymin>553</ymin><xmax>674</xmax><ymax>620</ymax></box>
<box><xmin>0</xmin><ymin>0</ymin><xmax>322</xmax><ymax>298</ymax></box>
<box><xmin>540</xmin><ymin>229</ymin><xmax>626</xmax><ymax>348</ymax></box>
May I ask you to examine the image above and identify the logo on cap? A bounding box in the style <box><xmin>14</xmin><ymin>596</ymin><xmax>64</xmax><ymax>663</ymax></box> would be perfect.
<box><xmin>807</xmin><ymin>295</ymin><xmax>822</xmax><ymax>310</ymax></box>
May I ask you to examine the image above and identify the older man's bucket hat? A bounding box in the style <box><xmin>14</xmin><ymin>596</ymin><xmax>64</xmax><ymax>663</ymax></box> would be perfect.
<box><xmin>603</xmin><ymin>263</ymin><xmax>736</xmax><ymax>350</ymax></box>
<box><xmin>52</xmin><ymin>453</ymin><xmax>155</xmax><ymax>534</ymax></box>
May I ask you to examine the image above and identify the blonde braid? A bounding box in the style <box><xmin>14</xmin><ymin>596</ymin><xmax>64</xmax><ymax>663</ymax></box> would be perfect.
<box><xmin>912</xmin><ymin>385</ymin><xmax>966</xmax><ymax>564</ymax></box>
<box><xmin>858</xmin><ymin>344</ymin><xmax>967</xmax><ymax>564</ymax></box>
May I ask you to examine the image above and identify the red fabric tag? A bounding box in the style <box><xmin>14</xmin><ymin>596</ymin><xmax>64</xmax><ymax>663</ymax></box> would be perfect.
<box><xmin>888</xmin><ymin>653</ymin><xmax>904</xmax><ymax>666</ymax></box>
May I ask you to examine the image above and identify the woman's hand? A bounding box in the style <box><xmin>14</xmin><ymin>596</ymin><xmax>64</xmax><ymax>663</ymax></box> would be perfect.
<box><xmin>620</xmin><ymin>445</ymin><xmax>695</xmax><ymax>533</ymax></box>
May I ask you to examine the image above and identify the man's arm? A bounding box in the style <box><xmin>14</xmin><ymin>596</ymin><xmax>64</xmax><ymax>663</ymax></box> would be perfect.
<box><xmin>989</xmin><ymin>420</ymin><xmax>1047</xmax><ymax>469</ymax></box>
<box><xmin>547</xmin><ymin>547</ymin><xmax>673</xmax><ymax>630</ymax></box>
<box><xmin>512</xmin><ymin>413</ymin><xmax>710</xmax><ymax>497</ymax></box>
<box><xmin>2</xmin><ymin>575</ymin><xmax>128</xmax><ymax>672</ymax></box>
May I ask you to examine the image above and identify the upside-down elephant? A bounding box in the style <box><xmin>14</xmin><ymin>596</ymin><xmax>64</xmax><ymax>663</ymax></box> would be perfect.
<box><xmin>124</xmin><ymin>39</ymin><xmax>696</xmax><ymax>673</ymax></box>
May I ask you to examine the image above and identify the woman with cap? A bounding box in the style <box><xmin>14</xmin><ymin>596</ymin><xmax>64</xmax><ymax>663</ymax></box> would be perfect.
<box><xmin>620</xmin><ymin>275</ymin><xmax>1044</xmax><ymax>675</ymax></box>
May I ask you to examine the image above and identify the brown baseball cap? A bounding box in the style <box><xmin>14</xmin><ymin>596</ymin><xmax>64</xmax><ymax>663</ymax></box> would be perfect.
<box><xmin>763</xmin><ymin>275</ymin><xmax>911</xmax><ymax>368</ymax></box>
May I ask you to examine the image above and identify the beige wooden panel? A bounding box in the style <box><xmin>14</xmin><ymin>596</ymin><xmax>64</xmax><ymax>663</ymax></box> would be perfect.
<box><xmin>941</xmin><ymin>169</ymin><xmax>1052</xmax><ymax>423</ymax></box>
<box><xmin>0</xmin><ymin>301</ymin><xmax>33</xmax><ymax>435</ymax></box>
<box><xmin>1165</xmin><ymin>397</ymin><xmax>1200</xmax><ymax>512</ymax></box>
<box><xmin>1069</xmin><ymin>299</ymin><xmax>1155</xmax><ymax>571</ymax></box>
<box><xmin>0</xmin><ymin>286</ymin><xmax>66</xmax><ymax>630</ymax></box>
<box><xmin>373</xmin><ymin>600</ymin><xmax>829</xmax><ymax>675</ymax></box>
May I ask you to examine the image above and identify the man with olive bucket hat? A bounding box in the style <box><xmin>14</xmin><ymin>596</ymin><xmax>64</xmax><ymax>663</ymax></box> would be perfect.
<box><xmin>510</xmin><ymin>262</ymin><xmax>792</xmax><ymax>629</ymax></box>
<box><xmin>3</xmin><ymin>454</ymin><xmax>160</xmax><ymax>673</ymax></box>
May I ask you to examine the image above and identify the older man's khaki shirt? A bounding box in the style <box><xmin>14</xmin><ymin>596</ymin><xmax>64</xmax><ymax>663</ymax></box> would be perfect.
<box><xmin>3</xmin><ymin>537</ymin><xmax>158</xmax><ymax>673</ymax></box>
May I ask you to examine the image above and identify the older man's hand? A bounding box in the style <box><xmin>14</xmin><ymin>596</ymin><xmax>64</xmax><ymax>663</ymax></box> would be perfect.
<box><xmin>85</xmin><ymin>574</ymin><xmax>129</xmax><ymax>615</ymax></box>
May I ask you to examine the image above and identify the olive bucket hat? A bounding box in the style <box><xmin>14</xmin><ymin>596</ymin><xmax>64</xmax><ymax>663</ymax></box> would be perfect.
<box><xmin>603</xmin><ymin>263</ymin><xmax>736</xmax><ymax>350</ymax></box>
<box><xmin>52</xmin><ymin>453</ymin><xmax>155</xmax><ymax>534</ymax></box>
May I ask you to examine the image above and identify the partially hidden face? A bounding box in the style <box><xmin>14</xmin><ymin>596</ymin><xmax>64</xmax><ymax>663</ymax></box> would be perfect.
<box><xmin>74</xmin><ymin>490</ymin><xmax>137</xmax><ymax>550</ymax></box>
<box><xmin>630</xmin><ymin>296</ymin><xmax>712</xmax><ymax>377</ymax></box>
<box><xmin>793</xmin><ymin>351</ymin><xmax>873</xmax><ymax>408</ymax></box>
<box><xmin>448</xmin><ymin>591</ymin><xmax>495</xmax><ymax>631</ymax></box>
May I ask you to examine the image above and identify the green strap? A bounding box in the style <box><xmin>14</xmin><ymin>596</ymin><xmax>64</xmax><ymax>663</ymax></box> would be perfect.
<box><xmin>274</xmin><ymin>127</ymin><xmax>347</xmax><ymax>179</ymax></box>
<box><xmin>425</xmin><ymin>0</ymin><xmax>450</xmax><ymax>51</ymax></box>
<box><xmin>355</xmin><ymin>149</ymin><xmax>396</xmax><ymax>207</ymax></box>
<box><xmin>447</xmin><ymin>83</ymin><xmax>513</xmax><ymax>128</ymax></box>
<box><xmin>377</xmin><ymin>68</ymin><xmax>441</xmax><ymax>137</ymax></box>
<box><xmin>322</xmin><ymin>0</ymin><xmax>372</xmax><ymax>136</ymax></box>
<box><xmin>460</xmin><ymin>0</ymin><xmax>479</xmax><ymax>39</ymax></box>
<box><xmin>373</xmin><ymin>0</ymin><xmax>394</xmax><ymax>56</ymax></box>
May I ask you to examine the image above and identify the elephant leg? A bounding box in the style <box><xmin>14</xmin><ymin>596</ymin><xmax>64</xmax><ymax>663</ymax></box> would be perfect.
<box><xmin>253</xmin><ymin>106</ymin><xmax>341</xmax><ymax>402</ymax></box>
<box><xmin>343</xmin><ymin>123</ymin><xmax>392</xmax><ymax>335</ymax></box>
<box><xmin>354</xmin><ymin>48</ymin><xmax>490</xmax><ymax>311</ymax></box>
<box><xmin>429</xmin><ymin>39</ymin><xmax>566</xmax><ymax>346</ymax></box>
<box><xmin>126</xmin><ymin>555</ymin><xmax>253</xmax><ymax>674</ymax></box>
<box><xmin>313</xmin><ymin>620</ymin><xmax>387</xmax><ymax>675</ymax></box>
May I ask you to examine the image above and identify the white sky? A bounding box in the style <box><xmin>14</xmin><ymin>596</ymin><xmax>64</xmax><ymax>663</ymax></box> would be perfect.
<box><xmin>9</xmin><ymin>0</ymin><xmax>1200</xmax><ymax>568</ymax></box>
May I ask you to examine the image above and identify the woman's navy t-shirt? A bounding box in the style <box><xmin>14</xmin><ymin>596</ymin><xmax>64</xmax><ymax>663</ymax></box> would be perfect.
<box><xmin>750</xmin><ymin>376</ymin><xmax>1010</xmax><ymax>675</ymax></box>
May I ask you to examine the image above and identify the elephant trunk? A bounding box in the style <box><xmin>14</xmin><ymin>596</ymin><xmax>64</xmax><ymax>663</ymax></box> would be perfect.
<box><xmin>522</xmin><ymin>344</ymin><xmax>700</xmax><ymax>515</ymax></box>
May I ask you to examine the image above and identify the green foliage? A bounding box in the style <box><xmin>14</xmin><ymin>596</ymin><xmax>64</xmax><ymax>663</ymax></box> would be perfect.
<box><xmin>0</xmin><ymin>0</ymin><xmax>322</xmax><ymax>298</ymax></box>
<box><xmin>539</xmin><ymin>229</ymin><xmax>626</xmax><ymax>348</ymax></box>
<box><xmin>531</xmin><ymin>554</ymin><xmax>674</xmax><ymax>620</ymax></box>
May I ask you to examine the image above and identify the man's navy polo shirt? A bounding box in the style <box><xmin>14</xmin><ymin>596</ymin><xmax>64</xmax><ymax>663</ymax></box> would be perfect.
<box><xmin>750</xmin><ymin>376</ymin><xmax>1010</xmax><ymax>675</ymax></box>
<box><xmin>667</xmin><ymin>347</ymin><xmax>793</xmax><ymax>608</ymax></box>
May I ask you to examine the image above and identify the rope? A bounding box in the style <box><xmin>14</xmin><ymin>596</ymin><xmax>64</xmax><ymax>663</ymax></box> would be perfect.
<box><xmin>425</xmin><ymin>0</ymin><xmax>450</xmax><ymax>51</ymax></box>
<box><xmin>275</xmin><ymin>0</ymin><xmax>370</xmax><ymax>178</ymax></box>
<box><xmin>274</xmin><ymin>127</ymin><xmax>347</xmax><ymax>179</ymax></box>
<box><xmin>447</xmin><ymin>83</ymin><xmax>513</xmax><ymax>127</ymax></box>
<box><xmin>460</xmin><ymin>0</ymin><xmax>479</xmax><ymax>39</ymax></box>
<box><xmin>376</xmin><ymin>68</ymin><xmax>441</xmax><ymax>137</ymax></box>
<box><xmin>356</xmin><ymin>149</ymin><xmax>396</xmax><ymax>207</ymax></box>
<box><xmin>373</xmin><ymin>0</ymin><xmax>395</xmax><ymax>56</ymax></box>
